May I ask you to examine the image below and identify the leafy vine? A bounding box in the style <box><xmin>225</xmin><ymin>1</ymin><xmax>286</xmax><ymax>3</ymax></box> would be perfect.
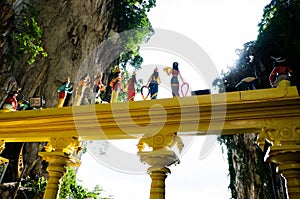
<box><xmin>13</xmin><ymin>15</ymin><xmax>47</xmax><ymax>64</ymax></box>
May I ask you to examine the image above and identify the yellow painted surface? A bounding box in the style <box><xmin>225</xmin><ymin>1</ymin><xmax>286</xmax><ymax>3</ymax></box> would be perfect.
<box><xmin>264</xmin><ymin>145</ymin><xmax>300</xmax><ymax>199</ymax></box>
<box><xmin>0</xmin><ymin>86</ymin><xmax>299</xmax><ymax>142</ymax></box>
<box><xmin>39</xmin><ymin>151</ymin><xmax>80</xmax><ymax>199</ymax></box>
<box><xmin>0</xmin><ymin>84</ymin><xmax>299</xmax><ymax>199</ymax></box>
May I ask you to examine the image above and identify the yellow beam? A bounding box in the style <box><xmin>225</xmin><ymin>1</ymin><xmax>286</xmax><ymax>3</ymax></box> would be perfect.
<box><xmin>0</xmin><ymin>86</ymin><xmax>299</xmax><ymax>142</ymax></box>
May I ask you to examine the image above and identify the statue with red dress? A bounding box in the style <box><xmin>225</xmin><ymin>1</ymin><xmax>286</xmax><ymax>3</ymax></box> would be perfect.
<box><xmin>2</xmin><ymin>91</ymin><xmax>19</xmax><ymax>111</ymax></box>
<box><xmin>126</xmin><ymin>71</ymin><xmax>137</xmax><ymax>101</ymax></box>
<box><xmin>269</xmin><ymin>57</ymin><xmax>294</xmax><ymax>88</ymax></box>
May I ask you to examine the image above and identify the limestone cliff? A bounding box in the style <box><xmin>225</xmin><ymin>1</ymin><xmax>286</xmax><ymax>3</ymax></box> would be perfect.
<box><xmin>219</xmin><ymin>133</ymin><xmax>288</xmax><ymax>199</ymax></box>
<box><xmin>0</xmin><ymin>0</ymin><xmax>120</xmax><ymax>197</ymax></box>
<box><xmin>12</xmin><ymin>0</ymin><xmax>119</xmax><ymax>107</ymax></box>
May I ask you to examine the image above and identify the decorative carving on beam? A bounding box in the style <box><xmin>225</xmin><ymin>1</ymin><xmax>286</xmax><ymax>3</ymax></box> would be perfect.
<box><xmin>257</xmin><ymin>126</ymin><xmax>300</xmax><ymax>150</ymax></box>
<box><xmin>44</xmin><ymin>137</ymin><xmax>81</xmax><ymax>155</ymax></box>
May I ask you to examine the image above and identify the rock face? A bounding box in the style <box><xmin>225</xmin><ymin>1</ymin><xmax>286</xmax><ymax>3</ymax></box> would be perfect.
<box><xmin>11</xmin><ymin>0</ymin><xmax>119</xmax><ymax>107</ymax></box>
<box><xmin>0</xmin><ymin>0</ymin><xmax>18</xmax><ymax>106</ymax></box>
<box><xmin>0</xmin><ymin>0</ymin><xmax>119</xmax><ymax>197</ymax></box>
<box><xmin>221</xmin><ymin>134</ymin><xmax>287</xmax><ymax>199</ymax></box>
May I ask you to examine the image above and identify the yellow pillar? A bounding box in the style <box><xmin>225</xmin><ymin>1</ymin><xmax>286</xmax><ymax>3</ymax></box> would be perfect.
<box><xmin>266</xmin><ymin>146</ymin><xmax>300</xmax><ymax>199</ymax></box>
<box><xmin>137</xmin><ymin>132</ymin><xmax>183</xmax><ymax>199</ymax></box>
<box><xmin>279</xmin><ymin>163</ymin><xmax>300</xmax><ymax>199</ymax></box>
<box><xmin>148</xmin><ymin>167</ymin><xmax>170</xmax><ymax>199</ymax></box>
<box><xmin>39</xmin><ymin>137</ymin><xmax>81</xmax><ymax>199</ymax></box>
<box><xmin>257</xmin><ymin>127</ymin><xmax>300</xmax><ymax>199</ymax></box>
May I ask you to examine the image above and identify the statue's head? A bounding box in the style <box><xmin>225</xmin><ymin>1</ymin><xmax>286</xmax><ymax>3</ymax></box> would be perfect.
<box><xmin>173</xmin><ymin>62</ymin><xmax>179</xmax><ymax>70</ymax></box>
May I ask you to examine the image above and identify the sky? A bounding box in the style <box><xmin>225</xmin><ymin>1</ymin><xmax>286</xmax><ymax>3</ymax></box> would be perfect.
<box><xmin>76</xmin><ymin>0</ymin><xmax>271</xmax><ymax>198</ymax></box>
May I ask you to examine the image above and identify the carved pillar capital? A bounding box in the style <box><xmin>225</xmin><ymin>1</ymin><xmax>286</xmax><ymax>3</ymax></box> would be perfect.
<box><xmin>44</xmin><ymin>137</ymin><xmax>81</xmax><ymax>155</ymax></box>
<box><xmin>257</xmin><ymin>125</ymin><xmax>300</xmax><ymax>199</ymax></box>
<box><xmin>257</xmin><ymin>126</ymin><xmax>300</xmax><ymax>151</ymax></box>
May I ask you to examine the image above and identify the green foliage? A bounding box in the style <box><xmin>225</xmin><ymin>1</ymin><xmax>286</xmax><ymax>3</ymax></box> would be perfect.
<box><xmin>117</xmin><ymin>0</ymin><xmax>156</xmax><ymax>31</ymax></box>
<box><xmin>216</xmin><ymin>0</ymin><xmax>300</xmax><ymax>92</ymax></box>
<box><xmin>22</xmin><ymin>167</ymin><xmax>112</xmax><ymax>199</ymax></box>
<box><xmin>212</xmin><ymin>41</ymin><xmax>262</xmax><ymax>92</ymax></box>
<box><xmin>105</xmin><ymin>0</ymin><xmax>156</xmax><ymax>103</ymax></box>
<box><xmin>218</xmin><ymin>135</ymin><xmax>240</xmax><ymax>198</ymax></box>
<box><xmin>214</xmin><ymin>1</ymin><xmax>300</xmax><ymax>198</ymax></box>
<box><xmin>255</xmin><ymin>0</ymin><xmax>300</xmax><ymax>84</ymax></box>
<box><xmin>23</xmin><ymin>176</ymin><xmax>47</xmax><ymax>194</ymax></box>
<box><xmin>115</xmin><ymin>0</ymin><xmax>156</xmax><ymax>70</ymax></box>
<box><xmin>59</xmin><ymin>166</ymin><xmax>109</xmax><ymax>199</ymax></box>
<box><xmin>120</xmin><ymin>51</ymin><xmax>144</xmax><ymax>70</ymax></box>
<box><xmin>13</xmin><ymin>15</ymin><xmax>48</xmax><ymax>64</ymax></box>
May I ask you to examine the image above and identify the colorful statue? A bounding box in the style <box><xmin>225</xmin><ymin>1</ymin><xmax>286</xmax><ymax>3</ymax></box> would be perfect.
<box><xmin>146</xmin><ymin>67</ymin><xmax>161</xmax><ymax>99</ymax></box>
<box><xmin>2</xmin><ymin>91</ymin><xmax>18</xmax><ymax>111</ymax></box>
<box><xmin>126</xmin><ymin>71</ymin><xmax>137</xmax><ymax>101</ymax></box>
<box><xmin>73</xmin><ymin>73</ymin><xmax>91</xmax><ymax>106</ymax></box>
<box><xmin>164</xmin><ymin>62</ymin><xmax>186</xmax><ymax>97</ymax></box>
<box><xmin>235</xmin><ymin>73</ymin><xmax>260</xmax><ymax>90</ymax></box>
<box><xmin>269</xmin><ymin>58</ymin><xmax>293</xmax><ymax>87</ymax></box>
<box><xmin>92</xmin><ymin>73</ymin><xmax>106</xmax><ymax>104</ymax></box>
<box><xmin>57</xmin><ymin>77</ymin><xmax>73</xmax><ymax>107</ymax></box>
<box><xmin>110</xmin><ymin>67</ymin><xmax>123</xmax><ymax>103</ymax></box>
<box><xmin>17</xmin><ymin>96</ymin><xmax>30</xmax><ymax>110</ymax></box>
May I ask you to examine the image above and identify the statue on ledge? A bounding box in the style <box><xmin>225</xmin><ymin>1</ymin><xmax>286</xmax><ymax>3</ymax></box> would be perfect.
<box><xmin>57</xmin><ymin>77</ymin><xmax>73</xmax><ymax>107</ymax></box>
<box><xmin>269</xmin><ymin>57</ymin><xmax>294</xmax><ymax>88</ymax></box>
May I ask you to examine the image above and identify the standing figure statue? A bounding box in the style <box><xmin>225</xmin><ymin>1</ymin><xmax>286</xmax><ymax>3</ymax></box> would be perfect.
<box><xmin>2</xmin><ymin>91</ymin><xmax>19</xmax><ymax>111</ymax></box>
<box><xmin>57</xmin><ymin>77</ymin><xmax>73</xmax><ymax>107</ymax></box>
<box><xmin>110</xmin><ymin>67</ymin><xmax>123</xmax><ymax>103</ymax></box>
<box><xmin>92</xmin><ymin>73</ymin><xmax>106</xmax><ymax>104</ymax></box>
<box><xmin>269</xmin><ymin>57</ymin><xmax>293</xmax><ymax>88</ymax></box>
<box><xmin>126</xmin><ymin>71</ymin><xmax>137</xmax><ymax>101</ymax></box>
<box><xmin>73</xmin><ymin>73</ymin><xmax>91</xmax><ymax>106</ymax></box>
<box><xmin>146</xmin><ymin>67</ymin><xmax>161</xmax><ymax>99</ymax></box>
<box><xmin>17</xmin><ymin>95</ymin><xmax>30</xmax><ymax>110</ymax></box>
<box><xmin>164</xmin><ymin>62</ymin><xmax>185</xmax><ymax>97</ymax></box>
